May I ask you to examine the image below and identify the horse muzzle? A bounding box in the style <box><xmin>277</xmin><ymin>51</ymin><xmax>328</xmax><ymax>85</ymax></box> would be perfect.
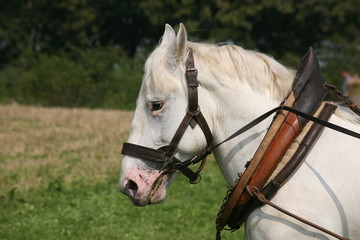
<box><xmin>118</xmin><ymin>166</ymin><xmax>169</xmax><ymax>206</ymax></box>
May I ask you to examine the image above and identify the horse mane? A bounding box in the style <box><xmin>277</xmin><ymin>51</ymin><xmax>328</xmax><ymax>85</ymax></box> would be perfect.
<box><xmin>144</xmin><ymin>40</ymin><xmax>295</xmax><ymax>101</ymax></box>
<box><xmin>334</xmin><ymin>104</ymin><xmax>360</xmax><ymax>124</ymax></box>
<box><xmin>187</xmin><ymin>42</ymin><xmax>295</xmax><ymax>101</ymax></box>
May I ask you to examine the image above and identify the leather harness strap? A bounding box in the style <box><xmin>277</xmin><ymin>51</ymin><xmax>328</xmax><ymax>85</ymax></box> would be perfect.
<box><xmin>247</xmin><ymin>186</ymin><xmax>350</xmax><ymax>240</ymax></box>
<box><xmin>326</xmin><ymin>83</ymin><xmax>360</xmax><ymax>116</ymax></box>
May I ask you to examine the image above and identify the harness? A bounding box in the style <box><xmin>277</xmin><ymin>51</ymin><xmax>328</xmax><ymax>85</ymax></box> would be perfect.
<box><xmin>121</xmin><ymin>48</ymin><xmax>360</xmax><ymax>240</ymax></box>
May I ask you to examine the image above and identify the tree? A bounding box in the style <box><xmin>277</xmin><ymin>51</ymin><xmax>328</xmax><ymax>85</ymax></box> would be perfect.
<box><xmin>138</xmin><ymin>0</ymin><xmax>360</xmax><ymax>83</ymax></box>
<box><xmin>0</xmin><ymin>0</ymin><xmax>97</xmax><ymax>66</ymax></box>
<box><xmin>91</xmin><ymin>0</ymin><xmax>158</xmax><ymax>57</ymax></box>
<box><xmin>1</xmin><ymin>0</ymin><xmax>359</xmax><ymax>108</ymax></box>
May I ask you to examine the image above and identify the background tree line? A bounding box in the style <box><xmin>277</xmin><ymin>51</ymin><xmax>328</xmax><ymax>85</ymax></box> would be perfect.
<box><xmin>0</xmin><ymin>0</ymin><xmax>359</xmax><ymax>109</ymax></box>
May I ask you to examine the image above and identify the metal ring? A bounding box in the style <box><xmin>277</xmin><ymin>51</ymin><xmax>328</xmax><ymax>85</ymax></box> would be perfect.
<box><xmin>189</xmin><ymin>174</ymin><xmax>201</xmax><ymax>184</ymax></box>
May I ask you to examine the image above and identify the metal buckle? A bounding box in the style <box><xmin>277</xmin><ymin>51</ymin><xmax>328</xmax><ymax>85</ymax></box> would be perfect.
<box><xmin>186</xmin><ymin>67</ymin><xmax>197</xmax><ymax>72</ymax></box>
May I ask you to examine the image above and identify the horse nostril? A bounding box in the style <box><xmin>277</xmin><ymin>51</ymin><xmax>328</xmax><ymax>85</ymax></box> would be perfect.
<box><xmin>127</xmin><ymin>180</ymin><xmax>138</xmax><ymax>192</ymax></box>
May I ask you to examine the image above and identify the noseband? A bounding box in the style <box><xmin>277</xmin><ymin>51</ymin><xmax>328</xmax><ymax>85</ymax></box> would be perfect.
<box><xmin>121</xmin><ymin>50</ymin><xmax>213</xmax><ymax>183</ymax></box>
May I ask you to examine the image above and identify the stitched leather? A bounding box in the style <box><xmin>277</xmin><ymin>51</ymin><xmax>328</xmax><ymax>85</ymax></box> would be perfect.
<box><xmin>292</xmin><ymin>47</ymin><xmax>328</xmax><ymax>127</ymax></box>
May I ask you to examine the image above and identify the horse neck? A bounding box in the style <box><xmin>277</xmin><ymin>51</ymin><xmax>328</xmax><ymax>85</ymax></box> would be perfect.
<box><xmin>210</xmin><ymin>82</ymin><xmax>282</xmax><ymax>185</ymax></box>
<box><xmin>194</xmin><ymin>46</ymin><xmax>294</xmax><ymax>185</ymax></box>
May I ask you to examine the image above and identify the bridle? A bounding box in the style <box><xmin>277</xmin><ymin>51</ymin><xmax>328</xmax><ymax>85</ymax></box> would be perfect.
<box><xmin>121</xmin><ymin>50</ymin><xmax>213</xmax><ymax>184</ymax></box>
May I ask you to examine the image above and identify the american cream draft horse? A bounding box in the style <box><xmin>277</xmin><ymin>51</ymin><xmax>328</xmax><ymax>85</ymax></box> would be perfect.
<box><xmin>119</xmin><ymin>24</ymin><xmax>360</xmax><ymax>239</ymax></box>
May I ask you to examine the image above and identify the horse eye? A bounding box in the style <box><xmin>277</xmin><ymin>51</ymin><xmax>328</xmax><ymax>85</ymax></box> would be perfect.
<box><xmin>150</xmin><ymin>102</ymin><xmax>164</xmax><ymax>112</ymax></box>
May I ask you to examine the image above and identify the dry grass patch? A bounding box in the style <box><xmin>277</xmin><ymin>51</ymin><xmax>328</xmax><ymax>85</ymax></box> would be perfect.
<box><xmin>0</xmin><ymin>103</ymin><xmax>133</xmax><ymax>194</ymax></box>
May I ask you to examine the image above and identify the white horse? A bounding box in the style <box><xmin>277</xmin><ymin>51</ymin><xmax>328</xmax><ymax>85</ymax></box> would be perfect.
<box><xmin>119</xmin><ymin>24</ymin><xmax>360</xmax><ymax>239</ymax></box>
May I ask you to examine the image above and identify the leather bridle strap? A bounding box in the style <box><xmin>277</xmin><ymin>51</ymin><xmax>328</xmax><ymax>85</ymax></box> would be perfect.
<box><xmin>164</xmin><ymin>51</ymin><xmax>212</xmax><ymax>165</ymax></box>
<box><xmin>184</xmin><ymin>51</ymin><xmax>212</xmax><ymax>144</ymax></box>
<box><xmin>121</xmin><ymin>50</ymin><xmax>213</xmax><ymax>183</ymax></box>
<box><xmin>122</xmin><ymin>143</ymin><xmax>166</xmax><ymax>164</ymax></box>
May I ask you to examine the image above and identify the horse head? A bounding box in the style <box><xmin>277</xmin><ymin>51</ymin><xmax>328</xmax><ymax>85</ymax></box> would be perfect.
<box><xmin>118</xmin><ymin>24</ymin><xmax>214</xmax><ymax>206</ymax></box>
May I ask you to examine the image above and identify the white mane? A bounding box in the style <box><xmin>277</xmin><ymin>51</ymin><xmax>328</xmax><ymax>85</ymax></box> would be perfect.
<box><xmin>144</xmin><ymin>40</ymin><xmax>295</xmax><ymax>102</ymax></box>
<box><xmin>334</xmin><ymin>103</ymin><xmax>360</xmax><ymax>124</ymax></box>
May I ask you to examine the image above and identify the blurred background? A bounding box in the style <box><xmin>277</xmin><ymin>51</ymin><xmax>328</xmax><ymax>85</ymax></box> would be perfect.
<box><xmin>1</xmin><ymin>1</ymin><xmax>360</xmax><ymax>240</ymax></box>
<box><xmin>1</xmin><ymin>0</ymin><xmax>359</xmax><ymax>110</ymax></box>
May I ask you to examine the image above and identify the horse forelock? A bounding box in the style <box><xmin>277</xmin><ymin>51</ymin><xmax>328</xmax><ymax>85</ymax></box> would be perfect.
<box><xmin>142</xmin><ymin>46</ymin><xmax>183</xmax><ymax>98</ymax></box>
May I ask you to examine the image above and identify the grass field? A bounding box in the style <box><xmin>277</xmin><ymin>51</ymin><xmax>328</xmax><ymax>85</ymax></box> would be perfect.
<box><xmin>0</xmin><ymin>104</ymin><xmax>243</xmax><ymax>240</ymax></box>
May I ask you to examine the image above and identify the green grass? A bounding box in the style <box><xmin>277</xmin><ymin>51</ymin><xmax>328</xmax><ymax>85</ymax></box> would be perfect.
<box><xmin>0</xmin><ymin>161</ymin><xmax>244</xmax><ymax>240</ymax></box>
<box><xmin>0</xmin><ymin>104</ymin><xmax>244</xmax><ymax>240</ymax></box>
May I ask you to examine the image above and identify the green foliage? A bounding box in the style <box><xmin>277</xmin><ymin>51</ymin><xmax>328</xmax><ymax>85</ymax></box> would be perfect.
<box><xmin>0</xmin><ymin>161</ymin><xmax>243</xmax><ymax>240</ymax></box>
<box><xmin>139</xmin><ymin>0</ymin><xmax>360</xmax><ymax>84</ymax></box>
<box><xmin>0</xmin><ymin>48</ymin><xmax>142</xmax><ymax>109</ymax></box>
<box><xmin>1</xmin><ymin>0</ymin><xmax>360</xmax><ymax>109</ymax></box>
<box><xmin>0</xmin><ymin>0</ymin><xmax>97</xmax><ymax>61</ymax></box>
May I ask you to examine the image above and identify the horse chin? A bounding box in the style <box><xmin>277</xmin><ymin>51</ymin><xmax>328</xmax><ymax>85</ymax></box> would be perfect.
<box><xmin>130</xmin><ymin>192</ymin><xmax>166</xmax><ymax>206</ymax></box>
<box><xmin>131</xmin><ymin>183</ymin><xmax>168</xmax><ymax>207</ymax></box>
<box><xmin>130</xmin><ymin>190</ymin><xmax>167</xmax><ymax>207</ymax></box>
<box><xmin>149</xmin><ymin>189</ymin><xmax>167</xmax><ymax>205</ymax></box>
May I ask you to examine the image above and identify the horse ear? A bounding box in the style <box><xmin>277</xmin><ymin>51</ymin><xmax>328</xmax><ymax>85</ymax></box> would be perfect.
<box><xmin>160</xmin><ymin>24</ymin><xmax>176</xmax><ymax>46</ymax></box>
<box><xmin>176</xmin><ymin>23</ymin><xmax>187</xmax><ymax>61</ymax></box>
